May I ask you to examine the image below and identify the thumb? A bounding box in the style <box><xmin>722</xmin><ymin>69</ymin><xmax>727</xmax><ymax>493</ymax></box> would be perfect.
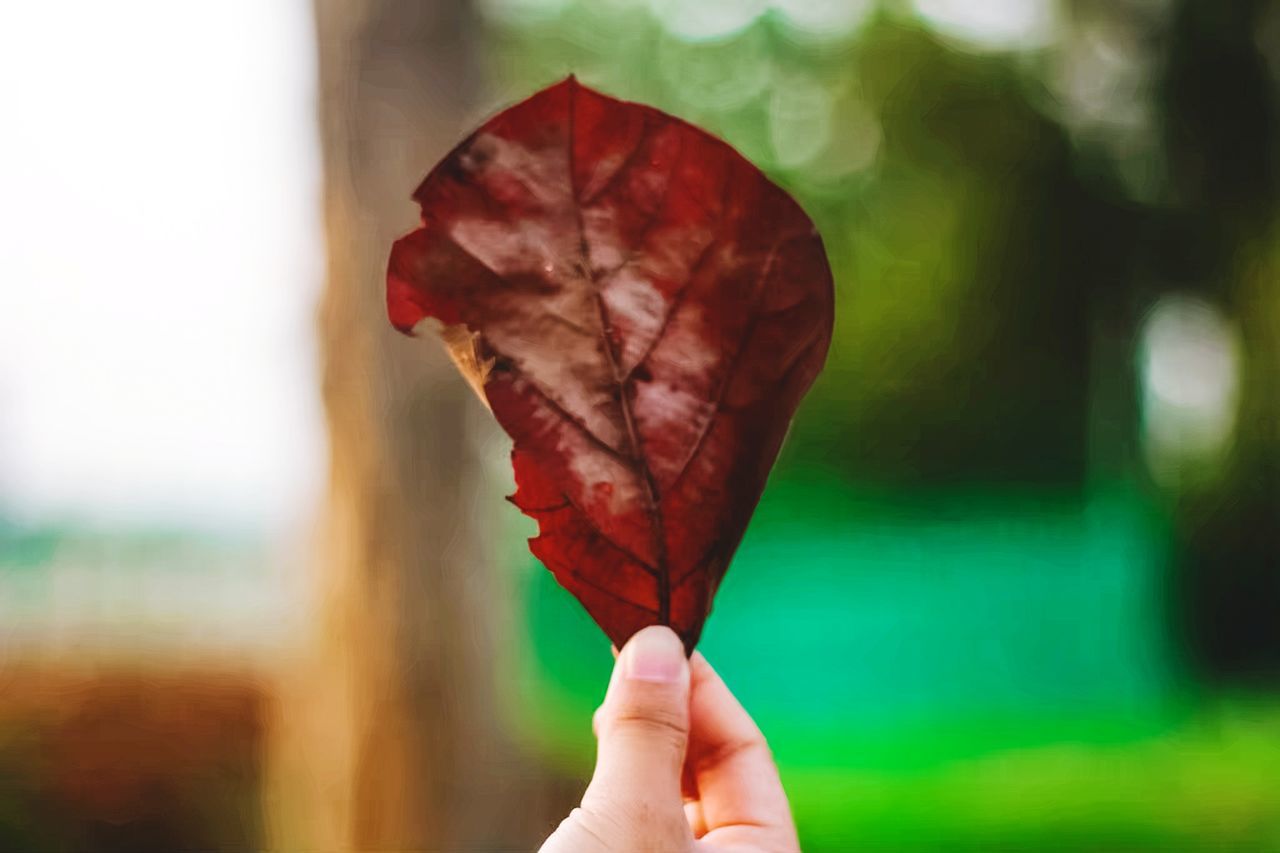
<box><xmin>582</xmin><ymin>625</ymin><xmax>692</xmax><ymax>835</ymax></box>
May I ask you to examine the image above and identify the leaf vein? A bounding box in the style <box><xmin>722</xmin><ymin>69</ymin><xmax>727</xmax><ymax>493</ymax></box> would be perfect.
<box><xmin>570</xmin><ymin>569</ymin><xmax>659</xmax><ymax>616</ymax></box>
<box><xmin>558</xmin><ymin>490</ymin><xmax>660</xmax><ymax>578</ymax></box>
<box><xmin>665</xmin><ymin>232</ymin><xmax>803</xmax><ymax>494</ymax></box>
<box><xmin>485</xmin><ymin>340</ymin><xmax>628</xmax><ymax>463</ymax></box>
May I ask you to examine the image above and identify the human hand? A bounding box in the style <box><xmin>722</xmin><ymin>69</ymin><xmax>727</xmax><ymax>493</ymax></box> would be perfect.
<box><xmin>539</xmin><ymin>626</ymin><xmax>799</xmax><ymax>853</ymax></box>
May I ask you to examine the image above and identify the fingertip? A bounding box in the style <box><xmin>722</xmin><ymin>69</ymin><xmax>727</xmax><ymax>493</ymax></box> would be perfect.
<box><xmin>619</xmin><ymin>626</ymin><xmax>687</xmax><ymax>684</ymax></box>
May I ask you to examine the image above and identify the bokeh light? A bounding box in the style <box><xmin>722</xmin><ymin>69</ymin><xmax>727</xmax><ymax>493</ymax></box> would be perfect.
<box><xmin>656</xmin><ymin>25</ymin><xmax>773</xmax><ymax>111</ymax></box>
<box><xmin>1139</xmin><ymin>294</ymin><xmax>1242</xmax><ymax>485</ymax></box>
<box><xmin>769</xmin><ymin>71</ymin><xmax>836</xmax><ymax>168</ymax></box>
<box><xmin>647</xmin><ymin>0</ymin><xmax>768</xmax><ymax>42</ymax></box>
<box><xmin>913</xmin><ymin>0</ymin><xmax>1059</xmax><ymax>51</ymax></box>
<box><xmin>770</xmin><ymin>0</ymin><xmax>877</xmax><ymax>42</ymax></box>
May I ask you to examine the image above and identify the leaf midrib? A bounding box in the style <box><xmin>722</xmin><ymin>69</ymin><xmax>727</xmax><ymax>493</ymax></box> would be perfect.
<box><xmin>566</xmin><ymin>80</ymin><xmax>674</xmax><ymax>625</ymax></box>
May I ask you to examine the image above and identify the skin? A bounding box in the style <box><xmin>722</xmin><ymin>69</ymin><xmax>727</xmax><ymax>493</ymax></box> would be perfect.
<box><xmin>540</xmin><ymin>626</ymin><xmax>800</xmax><ymax>853</ymax></box>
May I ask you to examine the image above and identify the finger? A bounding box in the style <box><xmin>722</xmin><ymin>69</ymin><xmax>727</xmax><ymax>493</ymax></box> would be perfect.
<box><xmin>580</xmin><ymin>626</ymin><xmax>693</xmax><ymax>842</ymax></box>
<box><xmin>687</xmin><ymin>653</ymin><xmax>797</xmax><ymax>847</ymax></box>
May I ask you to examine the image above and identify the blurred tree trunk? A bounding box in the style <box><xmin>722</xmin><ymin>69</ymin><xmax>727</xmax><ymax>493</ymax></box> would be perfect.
<box><xmin>268</xmin><ymin>1</ymin><xmax>568</xmax><ymax>849</ymax></box>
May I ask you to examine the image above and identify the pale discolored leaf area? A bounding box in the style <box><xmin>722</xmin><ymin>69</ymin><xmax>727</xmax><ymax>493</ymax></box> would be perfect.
<box><xmin>389</xmin><ymin>77</ymin><xmax>834</xmax><ymax>650</ymax></box>
<box><xmin>440</xmin><ymin>322</ymin><xmax>495</xmax><ymax>404</ymax></box>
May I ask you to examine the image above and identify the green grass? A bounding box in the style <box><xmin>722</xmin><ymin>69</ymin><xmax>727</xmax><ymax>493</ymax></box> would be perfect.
<box><xmin>787</xmin><ymin>701</ymin><xmax>1280</xmax><ymax>851</ymax></box>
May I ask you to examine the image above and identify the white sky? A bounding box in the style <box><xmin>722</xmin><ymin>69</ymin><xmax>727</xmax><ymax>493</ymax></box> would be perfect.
<box><xmin>0</xmin><ymin>1</ymin><xmax>325</xmax><ymax>531</ymax></box>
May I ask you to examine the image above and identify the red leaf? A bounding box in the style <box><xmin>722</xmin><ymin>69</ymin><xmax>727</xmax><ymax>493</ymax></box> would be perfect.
<box><xmin>388</xmin><ymin>77</ymin><xmax>834</xmax><ymax>651</ymax></box>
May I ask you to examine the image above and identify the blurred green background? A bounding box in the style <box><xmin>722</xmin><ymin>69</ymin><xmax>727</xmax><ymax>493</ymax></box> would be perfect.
<box><xmin>2</xmin><ymin>0</ymin><xmax>1278</xmax><ymax>850</ymax></box>
<box><xmin>489</xmin><ymin>0</ymin><xmax>1280</xmax><ymax>849</ymax></box>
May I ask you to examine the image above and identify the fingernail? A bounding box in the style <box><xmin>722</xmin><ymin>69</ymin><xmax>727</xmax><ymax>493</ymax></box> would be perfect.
<box><xmin>623</xmin><ymin>626</ymin><xmax>685</xmax><ymax>683</ymax></box>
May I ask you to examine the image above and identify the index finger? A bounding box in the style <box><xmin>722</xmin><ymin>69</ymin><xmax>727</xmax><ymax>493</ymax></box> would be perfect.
<box><xmin>686</xmin><ymin>653</ymin><xmax>797</xmax><ymax>848</ymax></box>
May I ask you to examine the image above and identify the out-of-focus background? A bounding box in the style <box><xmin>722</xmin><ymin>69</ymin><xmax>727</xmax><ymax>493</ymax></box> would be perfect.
<box><xmin>2</xmin><ymin>0</ymin><xmax>1278</xmax><ymax>849</ymax></box>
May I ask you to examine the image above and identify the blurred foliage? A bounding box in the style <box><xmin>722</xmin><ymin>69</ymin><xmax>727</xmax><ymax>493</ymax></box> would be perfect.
<box><xmin>479</xmin><ymin>0</ymin><xmax>1280</xmax><ymax>677</ymax></box>
<box><xmin>483</xmin><ymin>0</ymin><xmax>1280</xmax><ymax>849</ymax></box>
<box><xmin>483</xmin><ymin>5</ymin><xmax>1121</xmax><ymax>485</ymax></box>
